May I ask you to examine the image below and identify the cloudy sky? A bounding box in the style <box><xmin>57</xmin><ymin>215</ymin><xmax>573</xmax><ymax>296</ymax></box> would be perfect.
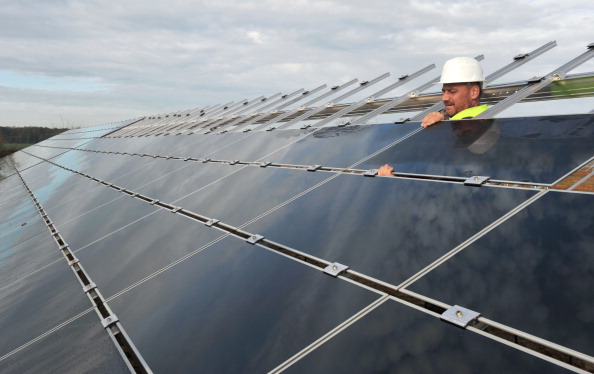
<box><xmin>2</xmin><ymin>0</ymin><xmax>594</xmax><ymax>127</ymax></box>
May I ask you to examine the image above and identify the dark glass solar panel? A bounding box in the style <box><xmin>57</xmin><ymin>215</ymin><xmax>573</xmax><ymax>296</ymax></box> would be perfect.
<box><xmin>284</xmin><ymin>299</ymin><xmax>571</xmax><ymax>373</ymax></box>
<box><xmin>102</xmin><ymin>158</ymin><xmax>208</xmax><ymax>193</ymax></box>
<box><xmin>1</xmin><ymin>110</ymin><xmax>592</xmax><ymax>372</ymax></box>
<box><xmin>19</xmin><ymin>161</ymin><xmax>82</xmax><ymax>198</ymax></box>
<box><xmin>6</xmin><ymin>150</ymin><xmax>45</xmax><ymax>171</ymax></box>
<box><xmin>77</xmin><ymin>209</ymin><xmax>224</xmax><ymax>297</ymax></box>
<box><xmin>0</xmin><ymin>234</ymin><xmax>59</xmax><ymax>290</ymax></box>
<box><xmin>407</xmin><ymin>191</ymin><xmax>594</xmax><ymax>356</ymax></box>
<box><xmin>50</xmin><ymin>152</ymin><xmax>140</xmax><ymax>182</ymax></box>
<box><xmin>0</xmin><ymin>311</ymin><xmax>129</xmax><ymax>373</ymax></box>
<box><xmin>270</xmin><ymin>122</ymin><xmax>418</xmax><ymax>168</ymax></box>
<box><xmin>0</xmin><ymin>260</ymin><xmax>89</xmax><ymax>356</ymax></box>
<box><xmin>360</xmin><ymin>114</ymin><xmax>594</xmax><ymax>184</ymax></box>
<box><xmin>130</xmin><ymin>130</ymin><xmax>253</xmax><ymax>159</ymax></box>
<box><xmin>107</xmin><ymin>236</ymin><xmax>377</xmax><ymax>373</ymax></box>
<box><xmin>133</xmin><ymin>162</ymin><xmax>243</xmax><ymax>204</ymax></box>
<box><xmin>173</xmin><ymin>166</ymin><xmax>331</xmax><ymax>227</ymax></box>
<box><xmin>35</xmin><ymin>178</ymin><xmax>132</xmax><ymax>224</ymax></box>
<box><xmin>44</xmin><ymin>193</ymin><xmax>158</xmax><ymax>251</ymax></box>
<box><xmin>1</xmin><ymin>215</ymin><xmax>48</xmax><ymax>263</ymax></box>
<box><xmin>244</xmin><ymin>175</ymin><xmax>535</xmax><ymax>285</ymax></box>
<box><xmin>204</xmin><ymin>128</ymin><xmax>314</xmax><ymax>162</ymax></box>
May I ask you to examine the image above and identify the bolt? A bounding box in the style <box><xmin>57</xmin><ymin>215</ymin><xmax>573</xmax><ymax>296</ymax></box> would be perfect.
<box><xmin>456</xmin><ymin>310</ymin><xmax>463</xmax><ymax>319</ymax></box>
<box><xmin>106</xmin><ymin>317</ymin><xmax>111</xmax><ymax>322</ymax></box>
<box><xmin>474</xmin><ymin>176</ymin><xmax>479</xmax><ymax>181</ymax></box>
<box><xmin>332</xmin><ymin>265</ymin><xmax>338</xmax><ymax>271</ymax></box>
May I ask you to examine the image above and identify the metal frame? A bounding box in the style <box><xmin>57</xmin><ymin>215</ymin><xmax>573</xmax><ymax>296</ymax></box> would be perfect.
<box><xmin>275</xmin><ymin>73</ymin><xmax>391</xmax><ymax>130</ymax></box>
<box><xmin>230</xmin><ymin>85</ymin><xmax>328</xmax><ymax>133</ymax></box>
<box><xmin>476</xmin><ymin>42</ymin><xmax>594</xmax><ymax>118</ymax></box>
<box><xmin>213</xmin><ymin>89</ymin><xmax>305</xmax><ymax>133</ymax></box>
<box><xmin>311</xmin><ymin>64</ymin><xmax>435</xmax><ymax>129</ymax></box>
<box><xmin>253</xmin><ymin>80</ymin><xmax>358</xmax><ymax>131</ymax></box>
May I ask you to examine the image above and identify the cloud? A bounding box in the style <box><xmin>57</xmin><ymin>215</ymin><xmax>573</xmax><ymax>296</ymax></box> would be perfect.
<box><xmin>1</xmin><ymin>0</ymin><xmax>594</xmax><ymax>126</ymax></box>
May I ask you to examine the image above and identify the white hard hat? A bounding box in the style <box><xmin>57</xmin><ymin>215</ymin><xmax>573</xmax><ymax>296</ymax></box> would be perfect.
<box><xmin>439</xmin><ymin>57</ymin><xmax>485</xmax><ymax>84</ymax></box>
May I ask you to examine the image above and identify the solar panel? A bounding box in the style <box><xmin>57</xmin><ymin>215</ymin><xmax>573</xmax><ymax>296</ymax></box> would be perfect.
<box><xmin>360</xmin><ymin>114</ymin><xmax>594</xmax><ymax>184</ymax></box>
<box><xmin>407</xmin><ymin>191</ymin><xmax>594</xmax><ymax>356</ymax></box>
<box><xmin>107</xmin><ymin>236</ymin><xmax>378</xmax><ymax>373</ymax></box>
<box><xmin>1</xmin><ymin>43</ymin><xmax>594</xmax><ymax>372</ymax></box>
<box><xmin>281</xmin><ymin>299</ymin><xmax>572</xmax><ymax>373</ymax></box>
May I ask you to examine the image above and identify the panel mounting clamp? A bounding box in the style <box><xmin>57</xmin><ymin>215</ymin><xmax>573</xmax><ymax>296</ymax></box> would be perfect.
<box><xmin>364</xmin><ymin>169</ymin><xmax>378</xmax><ymax>177</ymax></box>
<box><xmin>527</xmin><ymin>76</ymin><xmax>545</xmax><ymax>84</ymax></box>
<box><xmin>307</xmin><ymin>165</ymin><xmax>322</xmax><ymax>172</ymax></box>
<box><xmin>68</xmin><ymin>257</ymin><xmax>80</xmax><ymax>266</ymax></box>
<box><xmin>259</xmin><ymin>162</ymin><xmax>271</xmax><ymax>167</ymax></box>
<box><xmin>464</xmin><ymin>176</ymin><xmax>490</xmax><ymax>186</ymax></box>
<box><xmin>441</xmin><ymin>305</ymin><xmax>481</xmax><ymax>328</ymax></box>
<box><xmin>101</xmin><ymin>314</ymin><xmax>119</xmax><ymax>328</ymax></box>
<box><xmin>204</xmin><ymin>218</ymin><xmax>220</xmax><ymax>227</ymax></box>
<box><xmin>149</xmin><ymin>199</ymin><xmax>160</xmax><ymax>205</ymax></box>
<box><xmin>230</xmin><ymin>160</ymin><xmax>239</xmax><ymax>165</ymax></box>
<box><xmin>171</xmin><ymin>207</ymin><xmax>182</xmax><ymax>213</ymax></box>
<box><xmin>323</xmin><ymin>262</ymin><xmax>349</xmax><ymax>277</ymax></box>
<box><xmin>83</xmin><ymin>282</ymin><xmax>97</xmax><ymax>293</ymax></box>
<box><xmin>246</xmin><ymin>234</ymin><xmax>264</xmax><ymax>245</ymax></box>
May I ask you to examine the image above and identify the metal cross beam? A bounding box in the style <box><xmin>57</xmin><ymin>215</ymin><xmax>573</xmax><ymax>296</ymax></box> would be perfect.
<box><xmin>476</xmin><ymin>42</ymin><xmax>594</xmax><ymax>119</ymax></box>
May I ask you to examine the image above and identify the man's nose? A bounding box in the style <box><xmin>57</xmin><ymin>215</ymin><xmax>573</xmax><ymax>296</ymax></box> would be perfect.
<box><xmin>442</xmin><ymin>91</ymin><xmax>450</xmax><ymax>102</ymax></box>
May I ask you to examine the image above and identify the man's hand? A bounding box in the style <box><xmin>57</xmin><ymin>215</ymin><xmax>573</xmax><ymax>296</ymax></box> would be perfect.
<box><xmin>378</xmin><ymin>164</ymin><xmax>394</xmax><ymax>176</ymax></box>
<box><xmin>421</xmin><ymin>112</ymin><xmax>445</xmax><ymax>128</ymax></box>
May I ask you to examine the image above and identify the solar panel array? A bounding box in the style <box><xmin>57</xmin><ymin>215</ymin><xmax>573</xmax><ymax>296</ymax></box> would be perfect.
<box><xmin>1</xmin><ymin>109</ymin><xmax>593</xmax><ymax>372</ymax></box>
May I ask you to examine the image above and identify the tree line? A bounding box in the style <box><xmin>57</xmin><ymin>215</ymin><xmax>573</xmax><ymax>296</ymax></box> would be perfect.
<box><xmin>0</xmin><ymin>126</ymin><xmax>68</xmax><ymax>158</ymax></box>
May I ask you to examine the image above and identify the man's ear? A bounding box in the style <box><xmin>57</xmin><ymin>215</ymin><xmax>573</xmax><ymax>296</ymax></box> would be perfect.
<box><xmin>470</xmin><ymin>84</ymin><xmax>480</xmax><ymax>100</ymax></box>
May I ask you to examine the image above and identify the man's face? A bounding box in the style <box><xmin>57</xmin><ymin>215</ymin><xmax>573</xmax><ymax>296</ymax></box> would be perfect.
<box><xmin>441</xmin><ymin>83</ymin><xmax>475</xmax><ymax>117</ymax></box>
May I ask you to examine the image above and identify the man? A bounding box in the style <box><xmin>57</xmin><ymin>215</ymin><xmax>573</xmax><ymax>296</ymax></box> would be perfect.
<box><xmin>378</xmin><ymin>57</ymin><xmax>488</xmax><ymax>176</ymax></box>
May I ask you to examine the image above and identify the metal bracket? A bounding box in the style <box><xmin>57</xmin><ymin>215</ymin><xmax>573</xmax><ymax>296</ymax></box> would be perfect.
<box><xmin>441</xmin><ymin>305</ymin><xmax>481</xmax><ymax>328</ymax></box>
<box><xmin>513</xmin><ymin>53</ymin><xmax>529</xmax><ymax>60</ymax></box>
<box><xmin>307</xmin><ymin>165</ymin><xmax>321</xmax><ymax>172</ymax></box>
<box><xmin>101</xmin><ymin>314</ymin><xmax>119</xmax><ymax>328</ymax></box>
<box><xmin>323</xmin><ymin>262</ymin><xmax>349</xmax><ymax>277</ymax></box>
<box><xmin>363</xmin><ymin>169</ymin><xmax>378</xmax><ymax>177</ymax></box>
<box><xmin>204</xmin><ymin>218</ymin><xmax>220</xmax><ymax>227</ymax></box>
<box><xmin>68</xmin><ymin>257</ymin><xmax>80</xmax><ymax>266</ymax></box>
<box><xmin>171</xmin><ymin>207</ymin><xmax>181</xmax><ymax>213</ymax></box>
<box><xmin>259</xmin><ymin>162</ymin><xmax>271</xmax><ymax>167</ymax></box>
<box><xmin>83</xmin><ymin>282</ymin><xmax>97</xmax><ymax>293</ymax></box>
<box><xmin>337</xmin><ymin>121</ymin><xmax>350</xmax><ymax>128</ymax></box>
<box><xmin>527</xmin><ymin>76</ymin><xmax>545</xmax><ymax>84</ymax></box>
<box><xmin>201</xmin><ymin>158</ymin><xmax>211</xmax><ymax>163</ymax></box>
<box><xmin>464</xmin><ymin>176</ymin><xmax>490</xmax><ymax>186</ymax></box>
<box><xmin>246</xmin><ymin>234</ymin><xmax>264</xmax><ymax>245</ymax></box>
<box><xmin>230</xmin><ymin>160</ymin><xmax>239</xmax><ymax>165</ymax></box>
